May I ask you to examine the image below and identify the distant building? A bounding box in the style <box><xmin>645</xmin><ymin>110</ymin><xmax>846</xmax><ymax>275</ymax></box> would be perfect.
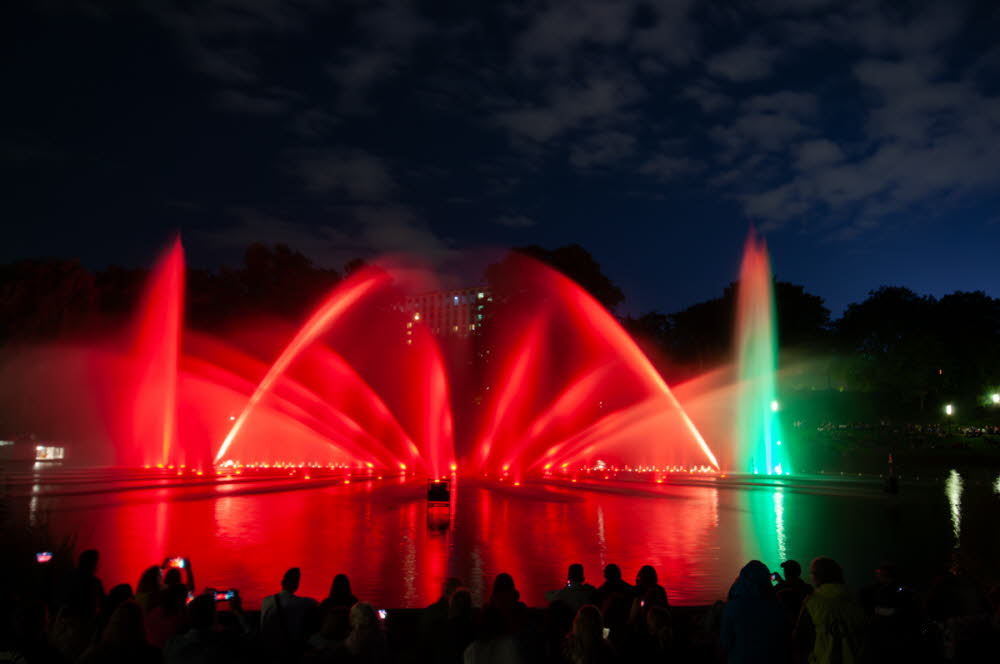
<box><xmin>403</xmin><ymin>287</ymin><xmax>492</xmax><ymax>342</ymax></box>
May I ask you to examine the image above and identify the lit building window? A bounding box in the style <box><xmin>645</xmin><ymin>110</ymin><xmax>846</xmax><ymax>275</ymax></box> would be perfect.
<box><xmin>36</xmin><ymin>445</ymin><xmax>65</xmax><ymax>461</ymax></box>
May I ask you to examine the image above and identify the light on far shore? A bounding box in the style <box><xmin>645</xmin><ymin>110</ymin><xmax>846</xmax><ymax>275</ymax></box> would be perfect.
<box><xmin>770</xmin><ymin>400</ymin><xmax>779</xmax><ymax>412</ymax></box>
<box><xmin>991</xmin><ymin>393</ymin><xmax>1000</xmax><ymax>404</ymax></box>
<box><xmin>945</xmin><ymin>403</ymin><xmax>954</xmax><ymax>416</ymax></box>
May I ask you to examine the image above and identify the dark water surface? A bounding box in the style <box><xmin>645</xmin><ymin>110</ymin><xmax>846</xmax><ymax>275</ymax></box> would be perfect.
<box><xmin>7</xmin><ymin>467</ymin><xmax>999</xmax><ymax>608</ymax></box>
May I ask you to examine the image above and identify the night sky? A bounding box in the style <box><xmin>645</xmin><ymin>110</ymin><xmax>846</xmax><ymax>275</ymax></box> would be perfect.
<box><xmin>4</xmin><ymin>0</ymin><xmax>1000</xmax><ymax>315</ymax></box>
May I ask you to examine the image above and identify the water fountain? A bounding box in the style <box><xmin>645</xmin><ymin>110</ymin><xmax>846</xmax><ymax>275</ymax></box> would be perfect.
<box><xmin>733</xmin><ymin>230</ymin><xmax>786</xmax><ymax>475</ymax></box>
<box><xmin>0</xmin><ymin>233</ymin><xmax>790</xmax><ymax>480</ymax></box>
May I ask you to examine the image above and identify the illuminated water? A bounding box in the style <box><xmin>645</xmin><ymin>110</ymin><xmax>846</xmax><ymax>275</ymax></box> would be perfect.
<box><xmin>733</xmin><ymin>231</ymin><xmax>785</xmax><ymax>475</ymax></box>
<box><xmin>8</xmin><ymin>467</ymin><xmax>997</xmax><ymax>609</ymax></box>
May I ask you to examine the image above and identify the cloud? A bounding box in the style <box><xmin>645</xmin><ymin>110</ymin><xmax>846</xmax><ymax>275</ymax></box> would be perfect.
<box><xmin>290</xmin><ymin>149</ymin><xmax>396</xmax><ymax>200</ymax></box>
<box><xmin>200</xmin><ymin>204</ymin><xmax>456</xmax><ymax>267</ymax></box>
<box><xmin>710</xmin><ymin>91</ymin><xmax>818</xmax><ymax>157</ymax></box>
<box><xmin>213</xmin><ymin>88</ymin><xmax>291</xmax><ymax>115</ymax></box>
<box><xmin>741</xmin><ymin>72</ymin><xmax>1000</xmax><ymax>232</ymax></box>
<box><xmin>351</xmin><ymin>204</ymin><xmax>455</xmax><ymax>263</ymax></box>
<box><xmin>142</xmin><ymin>0</ymin><xmax>325</xmax><ymax>84</ymax></box>
<box><xmin>513</xmin><ymin>1</ymin><xmax>634</xmax><ymax>72</ymax></box>
<box><xmin>325</xmin><ymin>2</ymin><xmax>432</xmax><ymax>113</ymax></box>
<box><xmin>683</xmin><ymin>82</ymin><xmax>732</xmax><ymax>113</ymax></box>
<box><xmin>493</xmin><ymin>73</ymin><xmax>645</xmax><ymax>142</ymax></box>
<box><xmin>710</xmin><ymin>4</ymin><xmax>998</xmax><ymax>239</ymax></box>
<box><xmin>289</xmin><ymin>108</ymin><xmax>339</xmax><ymax>138</ymax></box>
<box><xmin>848</xmin><ymin>2</ymin><xmax>966</xmax><ymax>55</ymax></box>
<box><xmin>494</xmin><ymin>214</ymin><xmax>536</xmax><ymax>228</ymax></box>
<box><xmin>639</xmin><ymin>154</ymin><xmax>699</xmax><ymax>181</ymax></box>
<box><xmin>706</xmin><ymin>41</ymin><xmax>782</xmax><ymax>82</ymax></box>
<box><xmin>792</xmin><ymin>139</ymin><xmax>845</xmax><ymax>170</ymax></box>
<box><xmin>630</xmin><ymin>0</ymin><xmax>699</xmax><ymax>65</ymax></box>
<box><xmin>569</xmin><ymin>131</ymin><xmax>636</xmax><ymax>168</ymax></box>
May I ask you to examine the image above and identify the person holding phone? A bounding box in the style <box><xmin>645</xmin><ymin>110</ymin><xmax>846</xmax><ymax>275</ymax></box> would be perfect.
<box><xmin>719</xmin><ymin>560</ymin><xmax>788</xmax><ymax>663</ymax></box>
<box><xmin>774</xmin><ymin>559</ymin><xmax>813</xmax><ymax>622</ymax></box>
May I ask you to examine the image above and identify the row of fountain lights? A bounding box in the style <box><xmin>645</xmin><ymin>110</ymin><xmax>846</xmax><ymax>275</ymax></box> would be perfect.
<box><xmin>139</xmin><ymin>460</ymin><xmax>721</xmax><ymax>484</ymax></box>
<box><xmin>479</xmin><ymin>461</ymin><xmax>721</xmax><ymax>487</ymax></box>
<box><xmin>142</xmin><ymin>460</ymin><xmax>399</xmax><ymax>483</ymax></box>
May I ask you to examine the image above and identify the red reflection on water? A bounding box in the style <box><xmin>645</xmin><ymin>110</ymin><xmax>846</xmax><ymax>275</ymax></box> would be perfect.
<box><xmin>31</xmin><ymin>477</ymin><xmax>724</xmax><ymax>608</ymax></box>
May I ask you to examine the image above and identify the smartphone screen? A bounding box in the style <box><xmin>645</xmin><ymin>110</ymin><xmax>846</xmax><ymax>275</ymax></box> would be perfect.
<box><xmin>36</xmin><ymin>552</ymin><xmax>53</xmax><ymax>563</ymax></box>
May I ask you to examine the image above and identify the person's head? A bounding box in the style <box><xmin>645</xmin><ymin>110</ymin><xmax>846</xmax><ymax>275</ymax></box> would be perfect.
<box><xmin>603</xmin><ymin>564</ymin><xmax>622</xmax><ymax>583</ymax></box>
<box><xmin>810</xmin><ymin>557</ymin><xmax>844</xmax><ymax>587</ymax></box>
<box><xmin>78</xmin><ymin>549</ymin><xmax>99</xmax><ymax>575</ymax></box>
<box><xmin>188</xmin><ymin>594</ymin><xmax>216</xmax><ymax>632</ymax></box>
<box><xmin>104</xmin><ymin>583</ymin><xmax>134</xmax><ymax>616</ymax></box>
<box><xmin>101</xmin><ymin>601</ymin><xmax>146</xmax><ymax>648</ymax></box>
<box><xmin>568</xmin><ymin>563</ymin><xmax>585</xmax><ymax>584</ymax></box>
<box><xmin>571</xmin><ymin>605</ymin><xmax>604</xmax><ymax>647</ymax></box>
<box><xmin>440</xmin><ymin>576</ymin><xmax>463</xmax><ymax>601</ymax></box>
<box><xmin>137</xmin><ymin>566</ymin><xmax>161</xmax><ymax>594</ymax></box>
<box><xmin>636</xmin><ymin>565</ymin><xmax>658</xmax><ymax>589</ymax></box>
<box><xmin>731</xmin><ymin>560</ymin><xmax>772</xmax><ymax>599</ymax></box>
<box><xmin>349</xmin><ymin>602</ymin><xmax>378</xmax><ymax>632</ymax></box>
<box><xmin>449</xmin><ymin>588</ymin><xmax>473</xmax><ymax>618</ymax></box>
<box><xmin>281</xmin><ymin>567</ymin><xmax>301</xmax><ymax>593</ymax></box>
<box><xmin>492</xmin><ymin>572</ymin><xmax>516</xmax><ymax>595</ymax></box>
<box><xmin>329</xmin><ymin>573</ymin><xmax>352</xmax><ymax>598</ymax></box>
<box><xmin>780</xmin><ymin>560</ymin><xmax>802</xmax><ymax>581</ymax></box>
<box><xmin>163</xmin><ymin>566</ymin><xmax>184</xmax><ymax>588</ymax></box>
<box><xmin>346</xmin><ymin>602</ymin><xmax>383</xmax><ymax>654</ymax></box>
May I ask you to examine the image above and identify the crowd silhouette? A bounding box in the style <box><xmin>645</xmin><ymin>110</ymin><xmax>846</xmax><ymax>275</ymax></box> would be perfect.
<box><xmin>1</xmin><ymin>548</ymin><xmax>998</xmax><ymax>663</ymax></box>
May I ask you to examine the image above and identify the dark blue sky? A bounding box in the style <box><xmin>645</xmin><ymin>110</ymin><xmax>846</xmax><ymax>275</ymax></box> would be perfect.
<box><xmin>4</xmin><ymin>0</ymin><xmax>999</xmax><ymax>315</ymax></box>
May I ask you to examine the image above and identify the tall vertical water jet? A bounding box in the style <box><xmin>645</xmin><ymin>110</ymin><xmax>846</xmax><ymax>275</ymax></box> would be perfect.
<box><xmin>734</xmin><ymin>230</ymin><xmax>785</xmax><ymax>475</ymax></box>
<box><xmin>131</xmin><ymin>237</ymin><xmax>185</xmax><ymax>466</ymax></box>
